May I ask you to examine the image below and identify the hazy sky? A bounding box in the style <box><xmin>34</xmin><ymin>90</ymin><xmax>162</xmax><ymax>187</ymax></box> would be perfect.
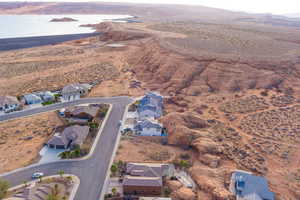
<box><xmin>1</xmin><ymin>0</ymin><xmax>299</xmax><ymax>14</ymax></box>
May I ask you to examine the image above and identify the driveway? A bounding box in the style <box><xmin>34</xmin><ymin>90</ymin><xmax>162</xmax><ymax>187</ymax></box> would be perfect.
<box><xmin>38</xmin><ymin>146</ymin><xmax>66</xmax><ymax>164</ymax></box>
<box><xmin>0</xmin><ymin>96</ymin><xmax>133</xmax><ymax>200</ymax></box>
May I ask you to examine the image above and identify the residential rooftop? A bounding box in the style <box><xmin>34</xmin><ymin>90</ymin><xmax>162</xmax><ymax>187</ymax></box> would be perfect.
<box><xmin>123</xmin><ymin>175</ymin><xmax>162</xmax><ymax>187</ymax></box>
<box><xmin>230</xmin><ymin>170</ymin><xmax>274</xmax><ymax>200</ymax></box>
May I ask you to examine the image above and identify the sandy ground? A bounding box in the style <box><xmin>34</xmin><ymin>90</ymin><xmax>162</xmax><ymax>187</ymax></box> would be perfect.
<box><xmin>114</xmin><ymin>137</ymin><xmax>186</xmax><ymax>164</ymax></box>
<box><xmin>0</xmin><ymin>112</ymin><xmax>63</xmax><ymax>173</ymax></box>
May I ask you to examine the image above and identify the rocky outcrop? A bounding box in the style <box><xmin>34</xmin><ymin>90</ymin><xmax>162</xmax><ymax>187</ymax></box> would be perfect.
<box><xmin>50</xmin><ymin>17</ymin><xmax>77</xmax><ymax>22</ymax></box>
<box><xmin>129</xmin><ymin>38</ymin><xmax>300</xmax><ymax>95</ymax></box>
<box><xmin>166</xmin><ymin>180</ymin><xmax>182</xmax><ymax>191</ymax></box>
<box><xmin>172</xmin><ymin>187</ymin><xmax>197</xmax><ymax>200</ymax></box>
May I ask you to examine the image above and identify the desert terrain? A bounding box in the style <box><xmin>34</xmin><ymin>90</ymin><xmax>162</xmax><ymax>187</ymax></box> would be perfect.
<box><xmin>0</xmin><ymin>2</ymin><xmax>300</xmax><ymax>199</ymax></box>
<box><xmin>0</xmin><ymin>112</ymin><xmax>63</xmax><ymax>173</ymax></box>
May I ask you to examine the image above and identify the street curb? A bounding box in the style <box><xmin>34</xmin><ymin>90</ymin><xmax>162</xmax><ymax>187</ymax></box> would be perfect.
<box><xmin>69</xmin><ymin>103</ymin><xmax>113</xmax><ymax>161</ymax></box>
<box><xmin>8</xmin><ymin>174</ymin><xmax>80</xmax><ymax>200</ymax></box>
<box><xmin>0</xmin><ymin>103</ymin><xmax>114</xmax><ymax>177</ymax></box>
<box><xmin>99</xmin><ymin>102</ymin><xmax>131</xmax><ymax>200</ymax></box>
<box><xmin>0</xmin><ymin>96</ymin><xmax>129</xmax><ymax>123</ymax></box>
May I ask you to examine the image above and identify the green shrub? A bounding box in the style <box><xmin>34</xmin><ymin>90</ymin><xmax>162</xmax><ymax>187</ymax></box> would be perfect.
<box><xmin>0</xmin><ymin>179</ymin><xmax>10</xmax><ymax>199</ymax></box>
<box><xmin>88</xmin><ymin>122</ymin><xmax>99</xmax><ymax>129</ymax></box>
<box><xmin>42</xmin><ymin>101</ymin><xmax>55</xmax><ymax>106</ymax></box>
<box><xmin>180</xmin><ymin>153</ymin><xmax>191</xmax><ymax>160</ymax></box>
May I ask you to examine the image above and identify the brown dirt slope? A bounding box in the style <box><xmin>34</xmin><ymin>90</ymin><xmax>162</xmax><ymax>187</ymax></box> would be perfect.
<box><xmin>0</xmin><ymin>112</ymin><xmax>62</xmax><ymax>173</ymax></box>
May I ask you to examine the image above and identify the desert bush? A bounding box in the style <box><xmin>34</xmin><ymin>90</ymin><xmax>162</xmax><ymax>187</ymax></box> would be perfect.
<box><xmin>180</xmin><ymin>153</ymin><xmax>191</xmax><ymax>160</ymax></box>
<box><xmin>260</xmin><ymin>90</ymin><xmax>268</xmax><ymax>96</ymax></box>
<box><xmin>0</xmin><ymin>179</ymin><xmax>9</xmax><ymax>199</ymax></box>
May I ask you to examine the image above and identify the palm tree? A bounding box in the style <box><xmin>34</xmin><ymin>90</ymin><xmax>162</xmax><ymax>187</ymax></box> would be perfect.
<box><xmin>0</xmin><ymin>179</ymin><xmax>10</xmax><ymax>199</ymax></box>
<box><xmin>58</xmin><ymin>170</ymin><xmax>64</xmax><ymax>178</ymax></box>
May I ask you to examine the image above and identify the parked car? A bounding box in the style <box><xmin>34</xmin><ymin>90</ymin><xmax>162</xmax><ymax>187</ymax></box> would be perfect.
<box><xmin>32</xmin><ymin>172</ymin><xmax>44</xmax><ymax>179</ymax></box>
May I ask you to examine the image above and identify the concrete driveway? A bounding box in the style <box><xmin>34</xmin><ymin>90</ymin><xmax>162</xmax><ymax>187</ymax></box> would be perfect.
<box><xmin>0</xmin><ymin>96</ymin><xmax>133</xmax><ymax>200</ymax></box>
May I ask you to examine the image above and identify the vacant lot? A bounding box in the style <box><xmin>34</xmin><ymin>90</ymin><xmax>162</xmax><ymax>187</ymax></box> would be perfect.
<box><xmin>0</xmin><ymin>112</ymin><xmax>63</xmax><ymax>173</ymax></box>
<box><xmin>149</xmin><ymin>22</ymin><xmax>300</xmax><ymax>61</ymax></box>
<box><xmin>0</xmin><ymin>42</ymin><xmax>120</xmax><ymax>96</ymax></box>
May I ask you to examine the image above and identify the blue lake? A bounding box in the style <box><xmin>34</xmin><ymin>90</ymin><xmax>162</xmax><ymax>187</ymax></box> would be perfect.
<box><xmin>0</xmin><ymin>14</ymin><xmax>131</xmax><ymax>39</ymax></box>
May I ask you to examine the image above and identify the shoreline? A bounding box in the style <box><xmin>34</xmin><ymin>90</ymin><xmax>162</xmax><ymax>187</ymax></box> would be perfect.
<box><xmin>0</xmin><ymin>32</ymin><xmax>101</xmax><ymax>51</ymax></box>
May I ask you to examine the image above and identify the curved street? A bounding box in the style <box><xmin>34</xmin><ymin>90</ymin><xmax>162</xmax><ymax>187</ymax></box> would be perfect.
<box><xmin>0</xmin><ymin>96</ymin><xmax>133</xmax><ymax>200</ymax></box>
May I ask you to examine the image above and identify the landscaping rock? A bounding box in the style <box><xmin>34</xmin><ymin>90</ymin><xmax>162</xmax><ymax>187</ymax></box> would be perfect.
<box><xmin>200</xmin><ymin>154</ymin><xmax>221</xmax><ymax>168</ymax></box>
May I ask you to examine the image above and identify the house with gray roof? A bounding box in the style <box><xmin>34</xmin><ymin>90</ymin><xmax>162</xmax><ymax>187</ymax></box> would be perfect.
<box><xmin>61</xmin><ymin>83</ymin><xmax>91</xmax><ymax>102</ymax></box>
<box><xmin>126</xmin><ymin>163</ymin><xmax>170</xmax><ymax>177</ymax></box>
<box><xmin>230</xmin><ymin>170</ymin><xmax>274</xmax><ymax>200</ymax></box>
<box><xmin>134</xmin><ymin>119</ymin><xmax>163</xmax><ymax>136</ymax></box>
<box><xmin>64</xmin><ymin>105</ymin><xmax>99</xmax><ymax>121</ymax></box>
<box><xmin>35</xmin><ymin>91</ymin><xmax>55</xmax><ymax>102</ymax></box>
<box><xmin>23</xmin><ymin>94</ymin><xmax>43</xmax><ymax>105</ymax></box>
<box><xmin>46</xmin><ymin>125</ymin><xmax>89</xmax><ymax>149</ymax></box>
<box><xmin>0</xmin><ymin>96</ymin><xmax>21</xmax><ymax>113</ymax></box>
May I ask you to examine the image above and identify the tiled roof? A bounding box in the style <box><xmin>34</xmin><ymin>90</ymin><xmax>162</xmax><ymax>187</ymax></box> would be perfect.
<box><xmin>62</xmin><ymin>83</ymin><xmax>89</xmax><ymax>94</ymax></box>
<box><xmin>0</xmin><ymin>96</ymin><xmax>20</xmax><ymax>107</ymax></box>
<box><xmin>126</xmin><ymin>163</ymin><xmax>169</xmax><ymax>177</ymax></box>
<box><xmin>47</xmin><ymin>125</ymin><xmax>89</xmax><ymax>147</ymax></box>
<box><xmin>64</xmin><ymin>125</ymin><xmax>89</xmax><ymax>146</ymax></box>
<box><xmin>123</xmin><ymin>175</ymin><xmax>162</xmax><ymax>187</ymax></box>
<box><xmin>47</xmin><ymin>133</ymin><xmax>69</xmax><ymax>147</ymax></box>
<box><xmin>66</xmin><ymin>106</ymin><xmax>98</xmax><ymax>118</ymax></box>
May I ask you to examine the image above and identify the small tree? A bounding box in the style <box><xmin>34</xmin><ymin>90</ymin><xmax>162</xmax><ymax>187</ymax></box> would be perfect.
<box><xmin>179</xmin><ymin>160</ymin><xmax>191</xmax><ymax>170</ymax></box>
<box><xmin>23</xmin><ymin>180</ymin><xmax>28</xmax><ymax>187</ymax></box>
<box><xmin>111</xmin><ymin>187</ymin><xmax>117</xmax><ymax>196</ymax></box>
<box><xmin>110</xmin><ymin>164</ymin><xmax>118</xmax><ymax>176</ymax></box>
<box><xmin>46</xmin><ymin>193</ymin><xmax>58</xmax><ymax>200</ymax></box>
<box><xmin>38</xmin><ymin>175</ymin><xmax>43</xmax><ymax>183</ymax></box>
<box><xmin>58</xmin><ymin>170</ymin><xmax>65</xmax><ymax>178</ymax></box>
<box><xmin>0</xmin><ymin>179</ymin><xmax>10</xmax><ymax>199</ymax></box>
<box><xmin>163</xmin><ymin>187</ymin><xmax>171</xmax><ymax>197</ymax></box>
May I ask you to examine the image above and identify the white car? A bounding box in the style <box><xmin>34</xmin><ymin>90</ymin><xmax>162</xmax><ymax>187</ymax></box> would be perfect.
<box><xmin>32</xmin><ymin>172</ymin><xmax>44</xmax><ymax>179</ymax></box>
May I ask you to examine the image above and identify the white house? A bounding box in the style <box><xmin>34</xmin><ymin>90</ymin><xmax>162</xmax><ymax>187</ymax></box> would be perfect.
<box><xmin>137</xmin><ymin>92</ymin><xmax>163</xmax><ymax>120</ymax></box>
<box><xmin>61</xmin><ymin>83</ymin><xmax>91</xmax><ymax>102</ymax></box>
<box><xmin>134</xmin><ymin>119</ymin><xmax>163</xmax><ymax>136</ymax></box>
<box><xmin>0</xmin><ymin>96</ymin><xmax>21</xmax><ymax>113</ymax></box>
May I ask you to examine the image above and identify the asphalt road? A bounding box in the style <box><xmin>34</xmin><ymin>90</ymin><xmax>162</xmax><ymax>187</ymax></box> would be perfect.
<box><xmin>0</xmin><ymin>32</ymin><xmax>100</xmax><ymax>51</ymax></box>
<box><xmin>0</xmin><ymin>96</ymin><xmax>133</xmax><ymax>200</ymax></box>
